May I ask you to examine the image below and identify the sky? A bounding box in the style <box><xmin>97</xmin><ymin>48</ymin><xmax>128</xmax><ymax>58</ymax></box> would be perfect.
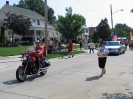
<box><xmin>1</xmin><ymin>0</ymin><xmax>133</xmax><ymax>28</ymax></box>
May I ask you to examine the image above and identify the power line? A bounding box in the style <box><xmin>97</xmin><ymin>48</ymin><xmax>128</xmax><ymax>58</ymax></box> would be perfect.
<box><xmin>76</xmin><ymin>0</ymin><xmax>108</xmax><ymax>13</ymax></box>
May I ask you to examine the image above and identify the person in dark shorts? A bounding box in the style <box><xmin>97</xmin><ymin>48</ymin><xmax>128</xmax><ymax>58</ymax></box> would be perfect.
<box><xmin>68</xmin><ymin>39</ymin><xmax>74</xmax><ymax>58</ymax></box>
<box><xmin>97</xmin><ymin>41</ymin><xmax>109</xmax><ymax>77</ymax></box>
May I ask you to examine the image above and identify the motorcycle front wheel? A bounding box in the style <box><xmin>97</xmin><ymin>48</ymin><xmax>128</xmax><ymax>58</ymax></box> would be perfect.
<box><xmin>16</xmin><ymin>67</ymin><xmax>27</xmax><ymax>82</ymax></box>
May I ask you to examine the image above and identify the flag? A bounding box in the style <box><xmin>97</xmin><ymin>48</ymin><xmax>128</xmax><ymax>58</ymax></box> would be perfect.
<box><xmin>130</xmin><ymin>30</ymin><xmax>132</xmax><ymax>40</ymax></box>
<box><xmin>112</xmin><ymin>31</ymin><xmax>117</xmax><ymax>41</ymax></box>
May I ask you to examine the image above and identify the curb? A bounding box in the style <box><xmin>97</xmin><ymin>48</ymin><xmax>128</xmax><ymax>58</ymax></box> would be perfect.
<box><xmin>0</xmin><ymin>55</ymin><xmax>21</xmax><ymax>60</ymax></box>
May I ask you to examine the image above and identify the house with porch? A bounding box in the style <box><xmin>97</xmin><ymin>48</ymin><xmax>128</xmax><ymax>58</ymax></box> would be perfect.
<box><xmin>0</xmin><ymin>1</ymin><xmax>59</xmax><ymax>45</ymax></box>
<box><xmin>82</xmin><ymin>25</ymin><xmax>89</xmax><ymax>40</ymax></box>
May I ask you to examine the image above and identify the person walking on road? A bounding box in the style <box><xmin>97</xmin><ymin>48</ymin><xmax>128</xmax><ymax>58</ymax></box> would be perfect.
<box><xmin>97</xmin><ymin>41</ymin><xmax>109</xmax><ymax>77</ymax></box>
<box><xmin>88</xmin><ymin>41</ymin><xmax>95</xmax><ymax>54</ymax></box>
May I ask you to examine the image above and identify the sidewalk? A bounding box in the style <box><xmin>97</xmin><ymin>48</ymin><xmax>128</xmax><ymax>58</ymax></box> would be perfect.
<box><xmin>0</xmin><ymin>55</ymin><xmax>21</xmax><ymax>60</ymax></box>
<box><xmin>0</xmin><ymin>48</ymin><xmax>98</xmax><ymax>60</ymax></box>
<box><xmin>75</xmin><ymin>48</ymin><xmax>97</xmax><ymax>54</ymax></box>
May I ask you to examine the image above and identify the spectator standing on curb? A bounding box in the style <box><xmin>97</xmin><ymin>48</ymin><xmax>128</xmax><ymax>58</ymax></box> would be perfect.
<box><xmin>88</xmin><ymin>41</ymin><xmax>95</xmax><ymax>54</ymax></box>
<box><xmin>121</xmin><ymin>40</ymin><xmax>125</xmax><ymax>45</ymax></box>
<box><xmin>79</xmin><ymin>38</ymin><xmax>83</xmax><ymax>50</ymax></box>
<box><xmin>83</xmin><ymin>38</ymin><xmax>88</xmax><ymax>50</ymax></box>
<box><xmin>48</xmin><ymin>39</ymin><xmax>54</xmax><ymax>54</ymax></box>
<box><xmin>60</xmin><ymin>43</ymin><xmax>66</xmax><ymax>51</ymax></box>
<box><xmin>125</xmin><ymin>41</ymin><xmax>128</xmax><ymax>50</ymax></box>
<box><xmin>68</xmin><ymin>39</ymin><xmax>74</xmax><ymax>58</ymax></box>
<box><xmin>97</xmin><ymin>41</ymin><xmax>109</xmax><ymax>77</ymax></box>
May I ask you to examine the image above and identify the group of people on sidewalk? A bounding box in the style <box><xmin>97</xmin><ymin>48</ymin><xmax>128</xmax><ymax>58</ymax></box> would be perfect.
<box><xmin>48</xmin><ymin>39</ymin><xmax>67</xmax><ymax>54</ymax></box>
<box><xmin>79</xmin><ymin>38</ymin><xmax>96</xmax><ymax>54</ymax></box>
<box><xmin>35</xmin><ymin>39</ymin><xmax>74</xmax><ymax>59</ymax></box>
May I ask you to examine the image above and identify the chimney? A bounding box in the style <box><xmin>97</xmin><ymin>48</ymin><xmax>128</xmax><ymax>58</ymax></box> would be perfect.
<box><xmin>6</xmin><ymin>1</ymin><xmax>9</xmax><ymax>5</ymax></box>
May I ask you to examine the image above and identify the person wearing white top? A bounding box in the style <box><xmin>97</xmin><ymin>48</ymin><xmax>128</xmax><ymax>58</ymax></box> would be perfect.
<box><xmin>97</xmin><ymin>41</ymin><xmax>109</xmax><ymax>77</ymax></box>
<box><xmin>88</xmin><ymin>41</ymin><xmax>95</xmax><ymax>54</ymax></box>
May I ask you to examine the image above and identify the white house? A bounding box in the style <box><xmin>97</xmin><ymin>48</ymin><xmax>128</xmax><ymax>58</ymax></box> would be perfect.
<box><xmin>0</xmin><ymin>1</ymin><xmax>58</xmax><ymax>43</ymax></box>
<box><xmin>78</xmin><ymin>25</ymin><xmax>89</xmax><ymax>40</ymax></box>
<box><xmin>82</xmin><ymin>25</ymin><xmax>89</xmax><ymax>39</ymax></box>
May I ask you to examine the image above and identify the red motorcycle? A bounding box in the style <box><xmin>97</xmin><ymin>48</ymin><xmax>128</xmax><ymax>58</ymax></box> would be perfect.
<box><xmin>16</xmin><ymin>47</ymin><xmax>50</xmax><ymax>82</ymax></box>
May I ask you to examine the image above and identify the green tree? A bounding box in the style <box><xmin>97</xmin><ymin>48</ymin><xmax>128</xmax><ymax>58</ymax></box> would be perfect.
<box><xmin>13</xmin><ymin>0</ymin><xmax>56</xmax><ymax>21</ymax></box>
<box><xmin>95</xmin><ymin>18</ymin><xmax>111</xmax><ymax>41</ymax></box>
<box><xmin>92</xmin><ymin>31</ymin><xmax>99</xmax><ymax>42</ymax></box>
<box><xmin>54</xmin><ymin>7</ymin><xmax>86</xmax><ymax>40</ymax></box>
<box><xmin>114</xmin><ymin>23</ymin><xmax>131</xmax><ymax>39</ymax></box>
<box><xmin>130</xmin><ymin>9</ymin><xmax>133</xmax><ymax>13</ymax></box>
<box><xmin>3</xmin><ymin>12</ymin><xmax>32</xmax><ymax>42</ymax></box>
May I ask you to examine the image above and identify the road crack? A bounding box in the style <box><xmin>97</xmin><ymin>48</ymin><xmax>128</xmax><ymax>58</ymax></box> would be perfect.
<box><xmin>0</xmin><ymin>90</ymin><xmax>45</xmax><ymax>99</ymax></box>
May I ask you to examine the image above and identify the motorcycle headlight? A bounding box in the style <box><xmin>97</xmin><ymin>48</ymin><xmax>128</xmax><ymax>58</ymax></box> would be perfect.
<box><xmin>21</xmin><ymin>57</ymin><xmax>27</xmax><ymax>61</ymax></box>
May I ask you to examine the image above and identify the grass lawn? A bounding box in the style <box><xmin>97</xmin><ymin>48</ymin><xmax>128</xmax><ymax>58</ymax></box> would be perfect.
<box><xmin>0</xmin><ymin>46</ymin><xmax>31</xmax><ymax>57</ymax></box>
<box><xmin>0</xmin><ymin>46</ymin><xmax>85</xmax><ymax>58</ymax></box>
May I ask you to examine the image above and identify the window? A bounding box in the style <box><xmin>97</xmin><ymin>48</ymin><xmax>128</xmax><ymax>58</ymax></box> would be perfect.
<box><xmin>37</xmin><ymin>19</ymin><xmax>40</xmax><ymax>25</ymax></box>
<box><xmin>86</xmin><ymin>29</ymin><xmax>88</xmax><ymax>33</ymax></box>
<box><xmin>84</xmin><ymin>29</ymin><xmax>88</xmax><ymax>33</ymax></box>
<box><xmin>106</xmin><ymin>42</ymin><xmax>120</xmax><ymax>46</ymax></box>
<box><xmin>32</xmin><ymin>18</ymin><xmax>36</xmax><ymax>22</ymax></box>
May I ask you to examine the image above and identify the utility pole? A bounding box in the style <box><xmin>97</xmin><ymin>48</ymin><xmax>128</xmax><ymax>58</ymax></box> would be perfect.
<box><xmin>110</xmin><ymin>4</ymin><xmax>123</xmax><ymax>39</ymax></box>
<box><xmin>110</xmin><ymin>4</ymin><xmax>113</xmax><ymax>33</ymax></box>
<box><xmin>44</xmin><ymin>0</ymin><xmax>48</xmax><ymax>56</ymax></box>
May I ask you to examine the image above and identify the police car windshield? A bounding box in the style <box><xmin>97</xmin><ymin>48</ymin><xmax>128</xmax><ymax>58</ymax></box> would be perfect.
<box><xmin>106</xmin><ymin>42</ymin><xmax>120</xmax><ymax>46</ymax></box>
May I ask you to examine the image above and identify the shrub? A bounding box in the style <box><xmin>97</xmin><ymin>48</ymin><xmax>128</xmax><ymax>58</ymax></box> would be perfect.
<box><xmin>42</xmin><ymin>38</ymin><xmax>45</xmax><ymax>42</ymax></box>
<box><xmin>72</xmin><ymin>39</ymin><xmax>79</xmax><ymax>43</ymax></box>
<box><xmin>21</xmin><ymin>36</ymin><xmax>33</xmax><ymax>42</ymax></box>
<box><xmin>21</xmin><ymin>36</ymin><xmax>34</xmax><ymax>45</ymax></box>
<box><xmin>5</xmin><ymin>34</ymin><xmax>9</xmax><ymax>44</ymax></box>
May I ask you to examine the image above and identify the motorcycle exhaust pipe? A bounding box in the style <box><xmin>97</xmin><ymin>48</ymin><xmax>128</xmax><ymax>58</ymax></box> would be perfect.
<box><xmin>38</xmin><ymin>67</ymin><xmax>49</xmax><ymax>74</ymax></box>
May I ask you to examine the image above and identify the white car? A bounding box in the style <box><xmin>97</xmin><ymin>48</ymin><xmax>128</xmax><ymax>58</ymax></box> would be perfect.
<box><xmin>105</xmin><ymin>41</ymin><xmax>126</xmax><ymax>55</ymax></box>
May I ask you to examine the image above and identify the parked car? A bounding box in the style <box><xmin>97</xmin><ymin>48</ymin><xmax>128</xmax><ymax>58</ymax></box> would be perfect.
<box><xmin>105</xmin><ymin>41</ymin><xmax>126</xmax><ymax>55</ymax></box>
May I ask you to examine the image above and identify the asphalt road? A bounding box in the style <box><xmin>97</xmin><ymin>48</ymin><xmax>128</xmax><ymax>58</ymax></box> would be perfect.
<box><xmin>0</xmin><ymin>50</ymin><xmax>133</xmax><ymax>99</ymax></box>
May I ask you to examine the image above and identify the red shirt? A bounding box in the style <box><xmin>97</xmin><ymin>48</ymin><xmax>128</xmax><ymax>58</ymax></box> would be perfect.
<box><xmin>35</xmin><ymin>46</ymin><xmax>44</xmax><ymax>58</ymax></box>
<box><xmin>79</xmin><ymin>40</ymin><xmax>83</xmax><ymax>44</ymax></box>
<box><xmin>68</xmin><ymin>42</ymin><xmax>73</xmax><ymax>50</ymax></box>
<box><xmin>121</xmin><ymin>41</ymin><xmax>125</xmax><ymax>45</ymax></box>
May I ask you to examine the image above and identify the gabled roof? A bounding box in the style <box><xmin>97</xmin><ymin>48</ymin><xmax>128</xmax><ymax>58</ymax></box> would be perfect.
<box><xmin>48</xmin><ymin>21</ymin><xmax>61</xmax><ymax>26</ymax></box>
<box><xmin>8</xmin><ymin>5</ymin><xmax>44</xmax><ymax>19</ymax></box>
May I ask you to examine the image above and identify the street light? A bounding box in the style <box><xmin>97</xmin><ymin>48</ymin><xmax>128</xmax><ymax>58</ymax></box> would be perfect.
<box><xmin>110</xmin><ymin>4</ymin><xmax>123</xmax><ymax>32</ymax></box>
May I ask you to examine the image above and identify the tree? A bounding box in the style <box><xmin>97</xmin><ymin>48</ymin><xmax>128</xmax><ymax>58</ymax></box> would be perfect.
<box><xmin>92</xmin><ymin>31</ymin><xmax>99</xmax><ymax>42</ymax></box>
<box><xmin>54</xmin><ymin>7</ymin><xmax>86</xmax><ymax>40</ymax></box>
<box><xmin>3</xmin><ymin>11</ymin><xmax>32</xmax><ymax>42</ymax></box>
<box><xmin>130</xmin><ymin>9</ymin><xmax>133</xmax><ymax>13</ymax></box>
<box><xmin>114</xmin><ymin>23</ymin><xmax>131</xmax><ymax>39</ymax></box>
<box><xmin>13</xmin><ymin>0</ymin><xmax>56</xmax><ymax>21</ymax></box>
<box><xmin>95</xmin><ymin>18</ymin><xmax>111</xmax><ymax>41</ymax></box>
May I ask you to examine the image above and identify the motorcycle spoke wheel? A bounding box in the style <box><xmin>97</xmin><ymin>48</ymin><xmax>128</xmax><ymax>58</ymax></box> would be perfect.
<box><xmin>16</xmin><ymin>68</ymin><xmax>27</xmax><ymax>82</ymax></box>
